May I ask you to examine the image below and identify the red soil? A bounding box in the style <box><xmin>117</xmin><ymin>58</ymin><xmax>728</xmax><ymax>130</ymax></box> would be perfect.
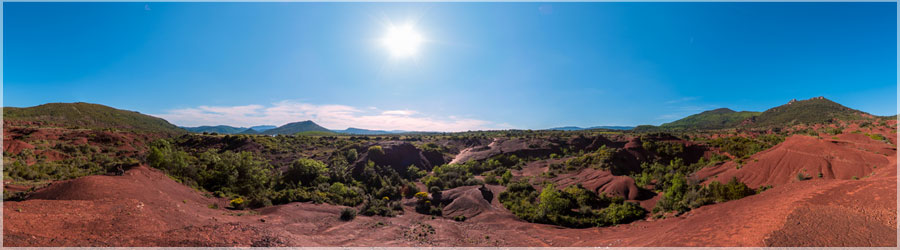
<box><xmin>440</xmin><ymin>185</ymin><xmax>496</xmax><ymax>219</ymax></box>
<box><xmin>550</xmin><ymin>168</ymin><xmax>643</xmax><ymax>200</ymax></box>
<box><xmin>4</xmin><ymin>160</ymin><xmax>896</xmax><ymax>246</ymax></box>
<box><xmin>3</xmin><ymin>140</ymin><xmax>34</xmax><ymax>155</ymax></box>
<box><xmin>4</xmin><ymin>130</ymin><xmax>897</xmax><ymax>247</ymax></box>
<box><xmin>694</xmin><ymin>135</ymin><xmax>891</xmax><ymax>188</ymax></box>
<box><xmin>449</xmin><ymin>138</ymin><xmax>551</xmax><ymax>164</ymax></box>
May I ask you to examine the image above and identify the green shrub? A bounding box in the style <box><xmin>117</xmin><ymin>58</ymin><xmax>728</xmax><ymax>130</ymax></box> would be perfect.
<box><xmin>360</xmin><ymin>195</ymin><xmax>401</xmax><ymax>217</ymax></box>
<box><xmin>340</xmin><ymin>208</ymin><xmax>357</xmax><ymax>221</ymax></box>
<box><xmin>565</xmin><ymin>146</ymin><xmax>616</xmax><ymax>173</ymax></box>
<box><xmin>406</xmin><ymin>165</ymin><xmax>427</xmax><ymax>180</ymax></box>
<box><xmin>867</xmin><ymin>133</ymin><xmax>887</xmax><ymax>142</ymax></box>
<box><xmin>708</xmin><ymin>135</ymin><xmax>784</xmax><ymax>159</ymax></box>
<box><xmin>367</xmin><ymin>145</ymin><xmax>385</xmax><ymax>157</ymax></box>
<box><xmin>424</xmin><ymin>164</ymin><xmax>482</xmax><ymax>190</ymax></box>
<box><xmin>597</xmin><ymin>202</ymin><xmax>646</xmax><ymax>225</ymax></box>
<box><xmin>284</xmin><ymin>158</ymin><xmax>328</xmax><ymax>187</ymax></box>
<box><xmin>656</xmin><ymin>176</ymin><xmax>754</xmax><ymax>213</ymax></box>
<box><xmin>3</xmin><ymin>190</ymin><xmax>28</xmax><ymax>201</ymax></box>
<box><xmin>499</xmin><ymin>181</ymin><xmax>645</xmax><ymax>228</ymax></box>
<box><xmin>230</xmin><ymin>197</ymin><xmax>247</xmax><ymax>210</ymax></box>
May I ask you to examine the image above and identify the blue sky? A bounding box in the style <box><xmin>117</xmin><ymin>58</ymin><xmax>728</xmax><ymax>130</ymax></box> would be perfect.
<box><xmin>3</xmin><ymin>2</ymin><xmax>897</xmax><ymax>131</ymax></box>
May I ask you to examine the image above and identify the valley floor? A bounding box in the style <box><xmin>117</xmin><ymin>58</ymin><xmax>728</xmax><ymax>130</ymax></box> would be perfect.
<box><xmin>4</xmin><ymin>160</ymin><xmax>896</xmax><ymax>247</ymax></box>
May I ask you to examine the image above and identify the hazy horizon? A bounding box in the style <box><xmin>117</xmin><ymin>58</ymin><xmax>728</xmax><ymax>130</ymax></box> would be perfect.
<box><xmin>4</xmin><ymin>2</ymin><xmax>897</xmax><ymax>131</ymax></box>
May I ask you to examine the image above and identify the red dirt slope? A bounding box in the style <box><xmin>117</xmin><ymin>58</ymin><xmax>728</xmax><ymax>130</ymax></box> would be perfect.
<box><xmin>550</xmin><ymin>168</ymin><xmax>643</xmax><ymax>200</ymax></box>
<box><xmin>694</xmin><ymin>134</ymin><xmax>892</xmax><ymax>188</ymax></box>
<box><xmin>4</xmin><ymin>166</ymin><xmax>296</xmax><ymax>246</ymax></box>
<box><xmin>5</xmin><ymin>150</ymin><xmax>896</xmax><ymax>247</ymax></box>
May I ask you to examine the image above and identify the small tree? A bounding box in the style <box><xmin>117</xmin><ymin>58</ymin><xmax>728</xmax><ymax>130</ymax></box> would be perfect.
<box><xmin>368</xmin><ymin>145</ymin><xmax>385</xmax><ymax>157</ymax></box>
<box><xmin>284</xmin><ymin>158</ymin><xmax>328</xmax><ymax>187</ymax></box>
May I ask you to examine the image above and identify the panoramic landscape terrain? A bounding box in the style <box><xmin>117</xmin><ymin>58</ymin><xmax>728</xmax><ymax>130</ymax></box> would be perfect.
<box><xmin>3</xmin><ymin>2</ymin><xmax>897</xmax><ymax>247</ymax></box>
<box><xmin>3</xmin><ymin>98</ymin><xmax>897</xmax><ymax>246</ymax></box>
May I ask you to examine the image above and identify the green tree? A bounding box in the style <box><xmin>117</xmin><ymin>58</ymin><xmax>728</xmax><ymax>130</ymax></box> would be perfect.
<box><xmin>284</xmin><ymin>158</ymin><xmax>328</xmax><ymax>187</ymax></box>
<box><xmin>537</xmin><ymin>184</ymin><xmax>570</xmax><ymax>219</ymax></box>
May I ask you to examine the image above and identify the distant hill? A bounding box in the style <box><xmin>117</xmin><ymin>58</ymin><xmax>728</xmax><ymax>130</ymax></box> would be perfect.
<box><xmin>547</xmin><ymin>126</ymin><xmax>583</xmax><ymax>131</ymax></box>
<box><xmin>182</xmin><ymin>125</ymin><xmax>248</xmax><ymax>134</ymax></box>
<box><xmin>250</xmin><ymin>125</ymin><xmax>276</xmax><ymax>132</ymax></box>
<box><xmin>547</xmin><ymin>126</ymin><xmax>635</xmax><ymax>131</ymax></box>
<box><xmin>750</xmin><ymin>97</ymin><xmax>870</xmax><ymax>127</ymax></box>
<box><xmin>3</xmin><ymin>102</ymin><xmax>184</xmax><ymax>133</ymax></box>
<box><xmin>332</xmin><ymin>127</ymin><xmax>400</xmax><ymax>135</ymax></box>
<box><xmin>295</xmin><ymin>130</ymin><xmax>341</xmax><ymax>136</ymax></box>
<box><xmin>639</xmin><ymin>97</ymin><xmax>873</xmax><ymax>131</ymax></box>
<box><xmin>238</xmin><ymin>128</ymin><xmax>259</xmax><ymax>134</ymax></box>
<box><xmin>660</xmin><ymin>108</ymin><xmax>761</xmax><ymax>130</ymax></box>
<box><xmin>587</xmin><ymin>126</ymin><xmax>635</xmax><ymax>130</ymax></box>
<box><xmin>261</xmin><ymin>120</ymin><xmax>331</xmax><ymax>135</ymax></box>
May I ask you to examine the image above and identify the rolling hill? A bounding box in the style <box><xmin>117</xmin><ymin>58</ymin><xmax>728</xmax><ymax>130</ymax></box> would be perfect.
<box><xmin>3</xmin><ymin>102</ymin><xmax>184</xmax><ymax>133</ymax></box>
<box><xmin>261</xmin><ymin>120</ymin><xmax>332</xmax><ymax>135</ymax></box>
<box><xmin>250</xmin><ymin>125</ymin><xmax>276</xmax><ymax>132</ymax></box>
<box><xmin>332</xmin><ymin>127</ymin><xmax>396</xmax><ymax>135</ymax></box>
<box><xmin>660</xmin><ymin>108</ymin><xmax>760</xmax><ymax>130</ymax></box>
<box><xmin>639</xmin><ymin>97</ymin><xmax>874</xmax><ymax>131</ymax></box>
<box><xmin>181</xmin><ymin>125</ymin><xmax>248</xmax><ymax>134</ymax></box>
<box><xmin>750</xmin><ymin>97</ymin><xmax>871</xmax><ymax>127</ymax></box>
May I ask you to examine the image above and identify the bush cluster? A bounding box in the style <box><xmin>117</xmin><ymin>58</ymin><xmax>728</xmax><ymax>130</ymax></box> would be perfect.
<box><xmin>654</xmin><ymin>174</ymin><xmax>755</xmax><ymax>213</ymax></box>
<box><xmin>562</xmin><ymin>145</ymin><xmax>616</xmax><ymax>173</ymax></box>
<box><xmin>708</xmin><ymin>135</ymin><xmax>784</xmax><ymax>159</ymax></box>
<box><xmin>499</xmin><ymin>182</ymin><xmax>646</xmax><ymax>228</ymax></box>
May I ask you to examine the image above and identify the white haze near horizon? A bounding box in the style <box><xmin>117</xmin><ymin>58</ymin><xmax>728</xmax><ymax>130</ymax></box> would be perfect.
<box><xmin>153</xmin><ymin>100</ymin><xmax>516</xmax><ymax>132</ymax></box>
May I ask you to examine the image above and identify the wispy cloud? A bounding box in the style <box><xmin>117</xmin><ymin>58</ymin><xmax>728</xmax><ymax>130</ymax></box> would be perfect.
<box><xmin>381</xmin><ymin>110</ymin><xmax>417</xmax><ymax>116</ymax></box>
<box><xmin>153</xmin><ymin>100</ymin><xmax>514</xmax><ymax>132</ymax></box>
<box><xmin>665</xmin><ymin>97</ymin><xmax>698</xmax><ymax>104</ymax></box>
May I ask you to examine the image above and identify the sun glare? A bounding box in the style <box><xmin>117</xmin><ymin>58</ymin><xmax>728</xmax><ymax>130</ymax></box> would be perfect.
<box><xmin>381</xmin><ymin>23</ymin><xmax>423</xmax><ymax>59</ymax></box>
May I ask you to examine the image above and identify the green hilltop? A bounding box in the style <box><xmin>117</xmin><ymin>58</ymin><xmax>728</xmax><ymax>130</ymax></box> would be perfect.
<box><xmin>751</xmin><ymin>97</ymin><xmax>871</xmax><ymax>127</ymax></box>
<box><xmin>182</xmin><ymin>125</ymin><xmax>249</xmax><ymax>134</ymax></box>
<box><xmin>660</xmin><ymin>108</ymin><xmax>760</xmax><ymax>130</ymax></box>
<box><xmin>3</xmin><ymin>102</ymin><xmax>184</xmax><ymax>133</ymax></box>
<box><xmin>261</xmin><ymin>120</ymin><xmax>332</xmax><ymax>135</ymax></box>
<box><xmin>640</xmin><ymin>97</ymin><xmax>875</xmax><ymax>131</ymax></box>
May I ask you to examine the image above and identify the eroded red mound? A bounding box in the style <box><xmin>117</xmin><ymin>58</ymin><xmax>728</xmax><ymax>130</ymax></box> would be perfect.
<box><xmin>551</xmin><ymin>168</ymin><xmax>643</xmax><ymax>200</ymax></box>
<box><xmin>694</xmin><ymin>135</ymin><xmax>890</xmax><ymax>188</ymax></box>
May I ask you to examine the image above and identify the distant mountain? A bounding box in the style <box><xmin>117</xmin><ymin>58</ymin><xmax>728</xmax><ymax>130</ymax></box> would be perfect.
<box><xmin>250</xmin><ymin>125</ymin><xmax>276</xmax><ymax>132</ymax></box>
<box><xmin>547</xmin><ymin>126</ymin><xmax>635</xmax><ymax>131</ymax></box>
<box><xmin>3</xmin><ymin>102</ymin><xmax>184</xmax><ymax>133</ymax></box>
<box><xmin>182</xmin><ymin>125</ymin><xmax>248</xmax><ymax>134</ymax></box>
<box><xmin>640</xmin><ymin>97</ymin><xmax>873</xmax><ymax>131</ymax></box>
<box><xmin>660</xmin><ymin>108</ymin><xmax>761</xmax><ymax>130</ymax></box>
<box><xmin>332</xmin><ymin>127</ymin><xmax>398</xmax><ymax>135</ymax></box>
<box><xmin>238</xmin><ymin>128</ymin><xmax>259</xmax><ymax>134</ymax></box>
<box><xmin>547</xmin><ymin>126</ymin><xmax>584</xmax><ymax>131</ymax></box>
<box><xmin>586</xmin><ymin>126</ymin><xmax>635</xmax><ymax>130</ymax></box>
<box><xmin>750</xmin><ymin>97</ymin><xmax>870</xmax><ymax>127</ymax></box>
<box><xmin>261</xmin><ymin>120</ymin><xmax>331</xmax><ymax>135</ymax></box>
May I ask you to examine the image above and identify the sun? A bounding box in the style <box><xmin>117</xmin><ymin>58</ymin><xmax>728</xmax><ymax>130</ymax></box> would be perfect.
<box><xmin>381</xmin><ymin>23</ymin><xmax>423</xmax><ymax>59</ymax></box>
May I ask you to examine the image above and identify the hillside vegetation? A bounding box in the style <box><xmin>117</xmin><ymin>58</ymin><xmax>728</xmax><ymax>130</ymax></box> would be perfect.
<box><xmin>751</xmin><ymin>97</ymin><xmax>870</xmax><ymax>127</ymax></box>
<box><xmin>3</xmin><ymin>102</ymin><xmax>184</xmax><ymax>133</ymax></box>
<box><xmin>261</xmin><ymin>121</ymin><xmax>332</xmax><ymax>135</ymax></box>
<box><xmin>182</xmin><ymin>125</ymin><xmax>248</xmax><ymax>134</ymax></box>
<box><xmin>660</xmin><ymin>108</ymin><xmax>760</xmax><ymax>130</ymax></box>
<box><xmin>639</xmin><ymin>97</ymin><xmax>873</xmax><ymax>131</ymax></box>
